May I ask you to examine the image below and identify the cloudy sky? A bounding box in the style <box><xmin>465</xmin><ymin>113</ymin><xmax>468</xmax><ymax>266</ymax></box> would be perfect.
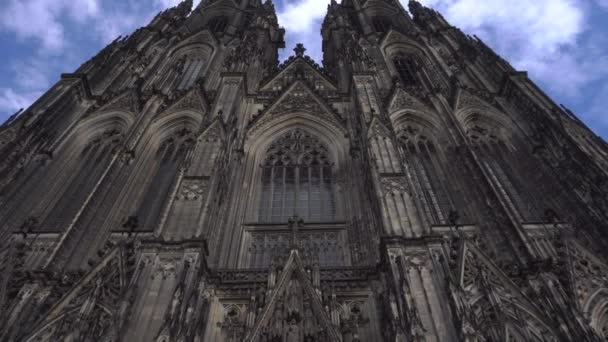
<box><xmin>1</xmin><ymin>0</ymin><xmax>607</xmax><ymax>139</ymax></box>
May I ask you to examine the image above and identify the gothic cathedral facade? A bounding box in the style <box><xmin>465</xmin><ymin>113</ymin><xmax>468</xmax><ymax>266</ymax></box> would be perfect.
<box><xmin>1</xmin><ymin>0</ymin><xmax>608</xmax><ymax>340</ymax></box>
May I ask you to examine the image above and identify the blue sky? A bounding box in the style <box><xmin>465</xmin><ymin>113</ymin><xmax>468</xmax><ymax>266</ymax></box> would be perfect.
<box><xmin>1</xmin><ymin>0</ymin><xmax>607</xmax><ymax>140</ymax></box>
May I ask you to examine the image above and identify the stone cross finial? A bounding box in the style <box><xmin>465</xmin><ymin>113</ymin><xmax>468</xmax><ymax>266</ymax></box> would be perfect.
<box><xmin>287</xmin><ymin>215</ymin><xmax>304</xmax><ymax>249</ymax></box>
<box><xmin>293</xmin><ymin>43</ymin><xmax>306</xmax><ymax>57</ymax></box>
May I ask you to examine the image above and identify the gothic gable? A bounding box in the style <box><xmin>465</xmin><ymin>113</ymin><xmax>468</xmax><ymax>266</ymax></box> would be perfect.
<box><xmin>367</xmin><ymin>115</ymin><xmax>392</xmax><ymax>139</ymax></box>
<box><xmin>23</xmin><ymin>244</ymin><xmax>134</xmax><ymax>341</ymax></box>
<box><xmin>94</xmin><ymin>89</ymin><xmax>140</xmax><ymax>115</ymax></box>
<box><xmin>561</xmin><ymin>238</ymin><xmax>608</xmax><ymax>311</ymax></box>
<box><xmin>244</xmin><ymin>249</ymin><xmax>341</xmax><ymax>342</ymax></box>
<box><xmin>259</xmin><ymin>57</ymin><xmax>338</xmax><ymax>95</ymax></box>
<box><xmin>387</xmin><ymin>87</ymin><xmax>433</xmax><ymax>114</ymax></box>
<box><xmin>454</xmin><ymin>87</ymin><xmax>499</xmax><ymax>113</ymax></box>
<box><xmin>247</xmin><ymin>81</ymin><xmax>346</xmax><ymax>136</ymax></box>
<box><xmin>380</xmin><ymin>29</ymin><xmax>425</xmax><ymax>53</ymax></box>
<box><xmin>453</xmin><ymin>240</ymin><xmax>559</xmax><ymax>339</ymax></box>
<box><xmin>198</xmin><ymin>117</ymin><xmax>225</xmax><ymax>142</ymax></box>
<box><xmin>456</xmin><ymin>241</ymin><xmax>520</xmax><ymax>294</ymax></box>
<box><xmin>161</xmin><ymin>87</ymin><xmax>209</xmax><ymax>117</ymax></box>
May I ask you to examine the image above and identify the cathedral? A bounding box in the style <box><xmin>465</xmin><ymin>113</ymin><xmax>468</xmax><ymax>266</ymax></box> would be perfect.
<box><xmin>1</xmin><ymin>0</ymin><xmax>608</xmax><ymax>340</ymax></box>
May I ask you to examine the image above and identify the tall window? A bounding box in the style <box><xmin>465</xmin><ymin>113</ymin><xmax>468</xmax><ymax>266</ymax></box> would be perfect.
<box><xmin>136</xmin><ymin>129</ymin><xmax>194</xmax><ymax>230</ymax></box>
<box><xmin>208</xmin><ymin>16</ymin><xmax>228</xmax><ymax>33</ymax></box>
<box><xmin>393</xmin><ymin>54</ymin><xmax>418</xmax><ymax>86</ymax></box>
<box><xmin>467</xmin><ymin>119</ymin><xmax>537</xmax><ymax>222</ymax></box>
<box><xmin>399</xmin><ymin>127</ymin><xmax>452</xmax><ymax>225</ymax></box>
<box><xmin>43</xmin><ymin>129</ymin><xmax>122</xmax><ymax>231</ymax></box>
<box><xmin>372</xmin><ymin>16</ymin><xmax>391</xmax><ymax>33</ymax></box>
<box><xmin>177</xmin><ymin>56</ymin><xmax>205</xmax><ymax>90</ymax></box>
<box><xmin>258</xmin><ymin>129</ymin><xmax>335</xmax><ymax>223</ymax></box>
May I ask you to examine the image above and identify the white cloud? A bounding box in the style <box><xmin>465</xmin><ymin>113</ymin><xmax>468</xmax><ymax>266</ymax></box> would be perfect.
<box><xmin>0</xmin><ymin>0</ymin><xmax>199</xmax><ymax>52</ymax></box>
<box><xmin>12</xmin><ymin>59</ymin><xmax>51</xmax><ymax>90</ymax></box>
<box><xmin>274</xmin><ymin>0</ymin><xmax>608</xmax><ymax>137</ymax></box>
<box><xmin>1</xmin><ymin>0</ymin><xmax>606</xmax><ymax>136</ymax></box>
<box><xmin>0</xmin><ymin>0</ymin><xmax>202</xmax><ymax>121</ymax></box>
<box><xmin>0</xmin><ymin>0</ymin><xmax>101</xmax><ymax>52</ymax></box>
<box><xmin>278</xmin><ymin>0</ymin><xmax>328</xmax><ymax>33</ymax></box>
<box><xmin>417</xmin><ymin>0</ymin><xmax>590</xmax><ymax>96</ymax></box>
<box><xmin>276</xmin><ymin>0</ymin><xmax>329</xmax><ymax>61</ymax></box>
<box><xmin>588</xmin><ymin>83</ymin><xmax>608</xmax><ymax>126</ymax></box>
<box><xmin>0</xmin><ymin>88</ymin><xmax>41</xmax><ymax>114</ymax></box>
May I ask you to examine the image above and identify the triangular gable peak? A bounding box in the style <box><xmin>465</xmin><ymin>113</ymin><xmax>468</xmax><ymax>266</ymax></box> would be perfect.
<box><xmin>244</xmin><ymin>250</ymin><xmax>341</xmax><ymax>342</ymax></box>
<box><xmin>198</xmin><ymin>117</ymin><xmax>225</xmax><ymax>142</ymax></box>
<box><xmin>456</xmin><ymin>241</ymin><xmax>521</xmax><ymax>294</ymax></box>
<box><xmin>380</xmin><ymin>29</ymin><xmax>424</xmax><ymax>51</ymax></box>
<box><xmin>453</xmin><ymin>240</ymin><xmax>559</xmax><ymax>336</ymax></box>
<box><xmin>388</xmin><ymin>86</ymin><xmax>433</xmax><ymax>114</ymax></box>
<box><xmin>259</xmin><ymin>56</ymin><xmax>338</xmax><ymax>96</ymax></box>
<box><xmin>562</xmin><ymin>238</ymin><xmax>608</xmax><ymax>310</ymax></box>
<box><xmin>455</xmin><ymin>88</ymin><xmax>499</xmax><ymax>113</ymax></box>
<box><xmin>161</xmin><ymin>87</ymin><xmax>209</xmax><ymax>116</ymax></box>
<box><xmin>367</xmin><ymin>115</ymin><xmax>392</xmax><ymax>138</ymax></box>
<box><xmin>24</xmin><ymin>244</ymin><xmax>134</xmax><ymax>340</ymax></box>
<box><xmin>248</xmin><ymin>81</ymin><xmax>346</xmax><ymax>135</ymax></box>
<box><xmin>94</xmin><ymin>89</ymin><xmax>140</xmax><ymax>115</ymax></box>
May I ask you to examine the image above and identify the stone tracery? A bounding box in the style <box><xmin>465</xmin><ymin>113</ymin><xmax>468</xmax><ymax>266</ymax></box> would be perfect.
<box><xmin>0</xmin><ymin>0</ymin><xmax>607</xmax><ymax>341</ymax></box>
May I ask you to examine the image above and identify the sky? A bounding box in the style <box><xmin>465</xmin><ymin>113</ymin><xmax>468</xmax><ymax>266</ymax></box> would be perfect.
<box><xmin>0</xmin><ymin>0</ymin><xmax>607</xmax><ymax>140</ymax></box>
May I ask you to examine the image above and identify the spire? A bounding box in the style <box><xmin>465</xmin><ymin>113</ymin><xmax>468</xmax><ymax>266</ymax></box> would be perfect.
<box><xmin>175</xmin><ymin>0</ymin><xmax>193</xmax><ymax>17</ymax></box>
<box><xmin>178</xmin><ymin>0</ymin><xmax>193</xmax><ymax>13</ymax></box>
<box><xmin>408</xmin><ymin>0</ymin><xmax>425</xmax><ymax>17</ymax></box>
<box><xmin>408</xmin><ymin>0</ymin><xmax>435</xmax><ymax>23</ymax></box>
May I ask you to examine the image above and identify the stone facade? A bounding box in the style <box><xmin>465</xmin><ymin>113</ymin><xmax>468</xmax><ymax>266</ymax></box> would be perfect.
<box><xmin>1</xmin><ymin>0</ymin><xmax>608</xmax><ymax>341</ymax></box>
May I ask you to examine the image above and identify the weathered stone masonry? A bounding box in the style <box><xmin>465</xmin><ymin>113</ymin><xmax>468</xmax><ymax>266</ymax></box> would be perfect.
<box><xmin>1</xmin><ymin>0</ymin><xmax>608</xmax><ymax>340</ymax></box>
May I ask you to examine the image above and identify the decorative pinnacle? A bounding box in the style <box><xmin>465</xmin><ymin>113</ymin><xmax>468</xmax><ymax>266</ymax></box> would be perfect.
<box><xmin>287</xmin><ymin>215</ymin><xmax>304</xmax><ymax>249</ymax></box>
<box><xmin>408</xmin><ymin>0</ymin><xmax>423</xmax><ymax>14</ymax></box>
<box><xmin>294</xmin><ymin>43</ymin><xmax>306</xmax><ymax>57</ymax></box>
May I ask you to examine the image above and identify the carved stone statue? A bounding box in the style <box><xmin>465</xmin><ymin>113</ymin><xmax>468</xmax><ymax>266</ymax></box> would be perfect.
<box><xmin>285</xmin><ymin>319</ymin><xmax>300</xmax><ymax>342</ymax></box>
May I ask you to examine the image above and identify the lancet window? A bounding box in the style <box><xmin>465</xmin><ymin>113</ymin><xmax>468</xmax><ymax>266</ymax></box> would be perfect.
<box><xmin>208</xmin><ymin>16</ymin><xmax>228</xmax><ymax>34</ymax></box>
<box><xmin>466</xmin><ymin>118</ymin><xmax>537</xmax><ymax>222</ymax></box>
<box><xmin>177</xmin><ymin>56</ymin><xmax>205</xmax><ymax>90</ymax></box>
<box><xmin>43</xmin><ymin>129</ymin><xmax>123</xmax><ymax>231</ymax></box>
<box><xmin>258</xmin><ymin>129</ymin><xmax>335</xmax><ymax>223</ymax></box>
<box><xmin>372</xmin><ymin>16</ymin><xmax>391</xmax><ymax>33</ymax></box>
<box><xmin>136</xmin><ymin>128</ymin><xmax>195</xmax><ymax>230</ymax></box>
<box><xmin>398</xmin><ymin>126</ymin><xmax>452</xmax><ymax>225</ymax></box>
<box><xmin>393</xmin><ymin>54</ymin><xmax>419</xmax><ymax>86</ymax></box>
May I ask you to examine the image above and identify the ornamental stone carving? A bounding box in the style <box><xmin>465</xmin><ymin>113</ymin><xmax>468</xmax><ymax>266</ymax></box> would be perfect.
<box><xmin>0</xmin><ymin>1</ymin><xmax>606</xmax><ymax>342</ymax></box>
<box><xmin>177</xmin><ymin>178</ymin><xmax>208</xmax><ymax>201</ymax></box>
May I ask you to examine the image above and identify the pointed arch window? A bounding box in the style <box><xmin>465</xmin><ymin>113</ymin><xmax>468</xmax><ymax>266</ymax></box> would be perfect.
<box><xmin>208</xmin><ymin>16</ymin><xmax>228</xmax><ymax>34</ymax></box>
<box><xmin>136</xmin><ymin>129</ymin><xmax>194</xmax><ymax>230</ymax></box>
<box><xmin>177</xmin><ymin>56</ymin><xmax>205</xmax><ymax>90</ymax></box>
<box><xmin>42</xmin><ymin>129</ymin><xmax>123</xmax><ymax>231</ymax></box>
<box><xmin>467</xmin><ymin>120</ymin><xmax>538</xmax><ymax>222</ymax></box>
<box><xmin>399</xmin><ymin>127</ymin><xmax>453</xmax><ymax>224</ymax></box>
<box><xmin>372</xmin><ymin>16</ymin><xmax>391</xmax><ymax>33</ymax></box>
<box><xmin>393</xmin><ymin>54</ymin><xmax>418</xmax><ymax>86</ymax></box>
<box><xmin>258</xmin><ymin>129</ymin><xmax>335</xmax><ymax>223</ymax></box>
